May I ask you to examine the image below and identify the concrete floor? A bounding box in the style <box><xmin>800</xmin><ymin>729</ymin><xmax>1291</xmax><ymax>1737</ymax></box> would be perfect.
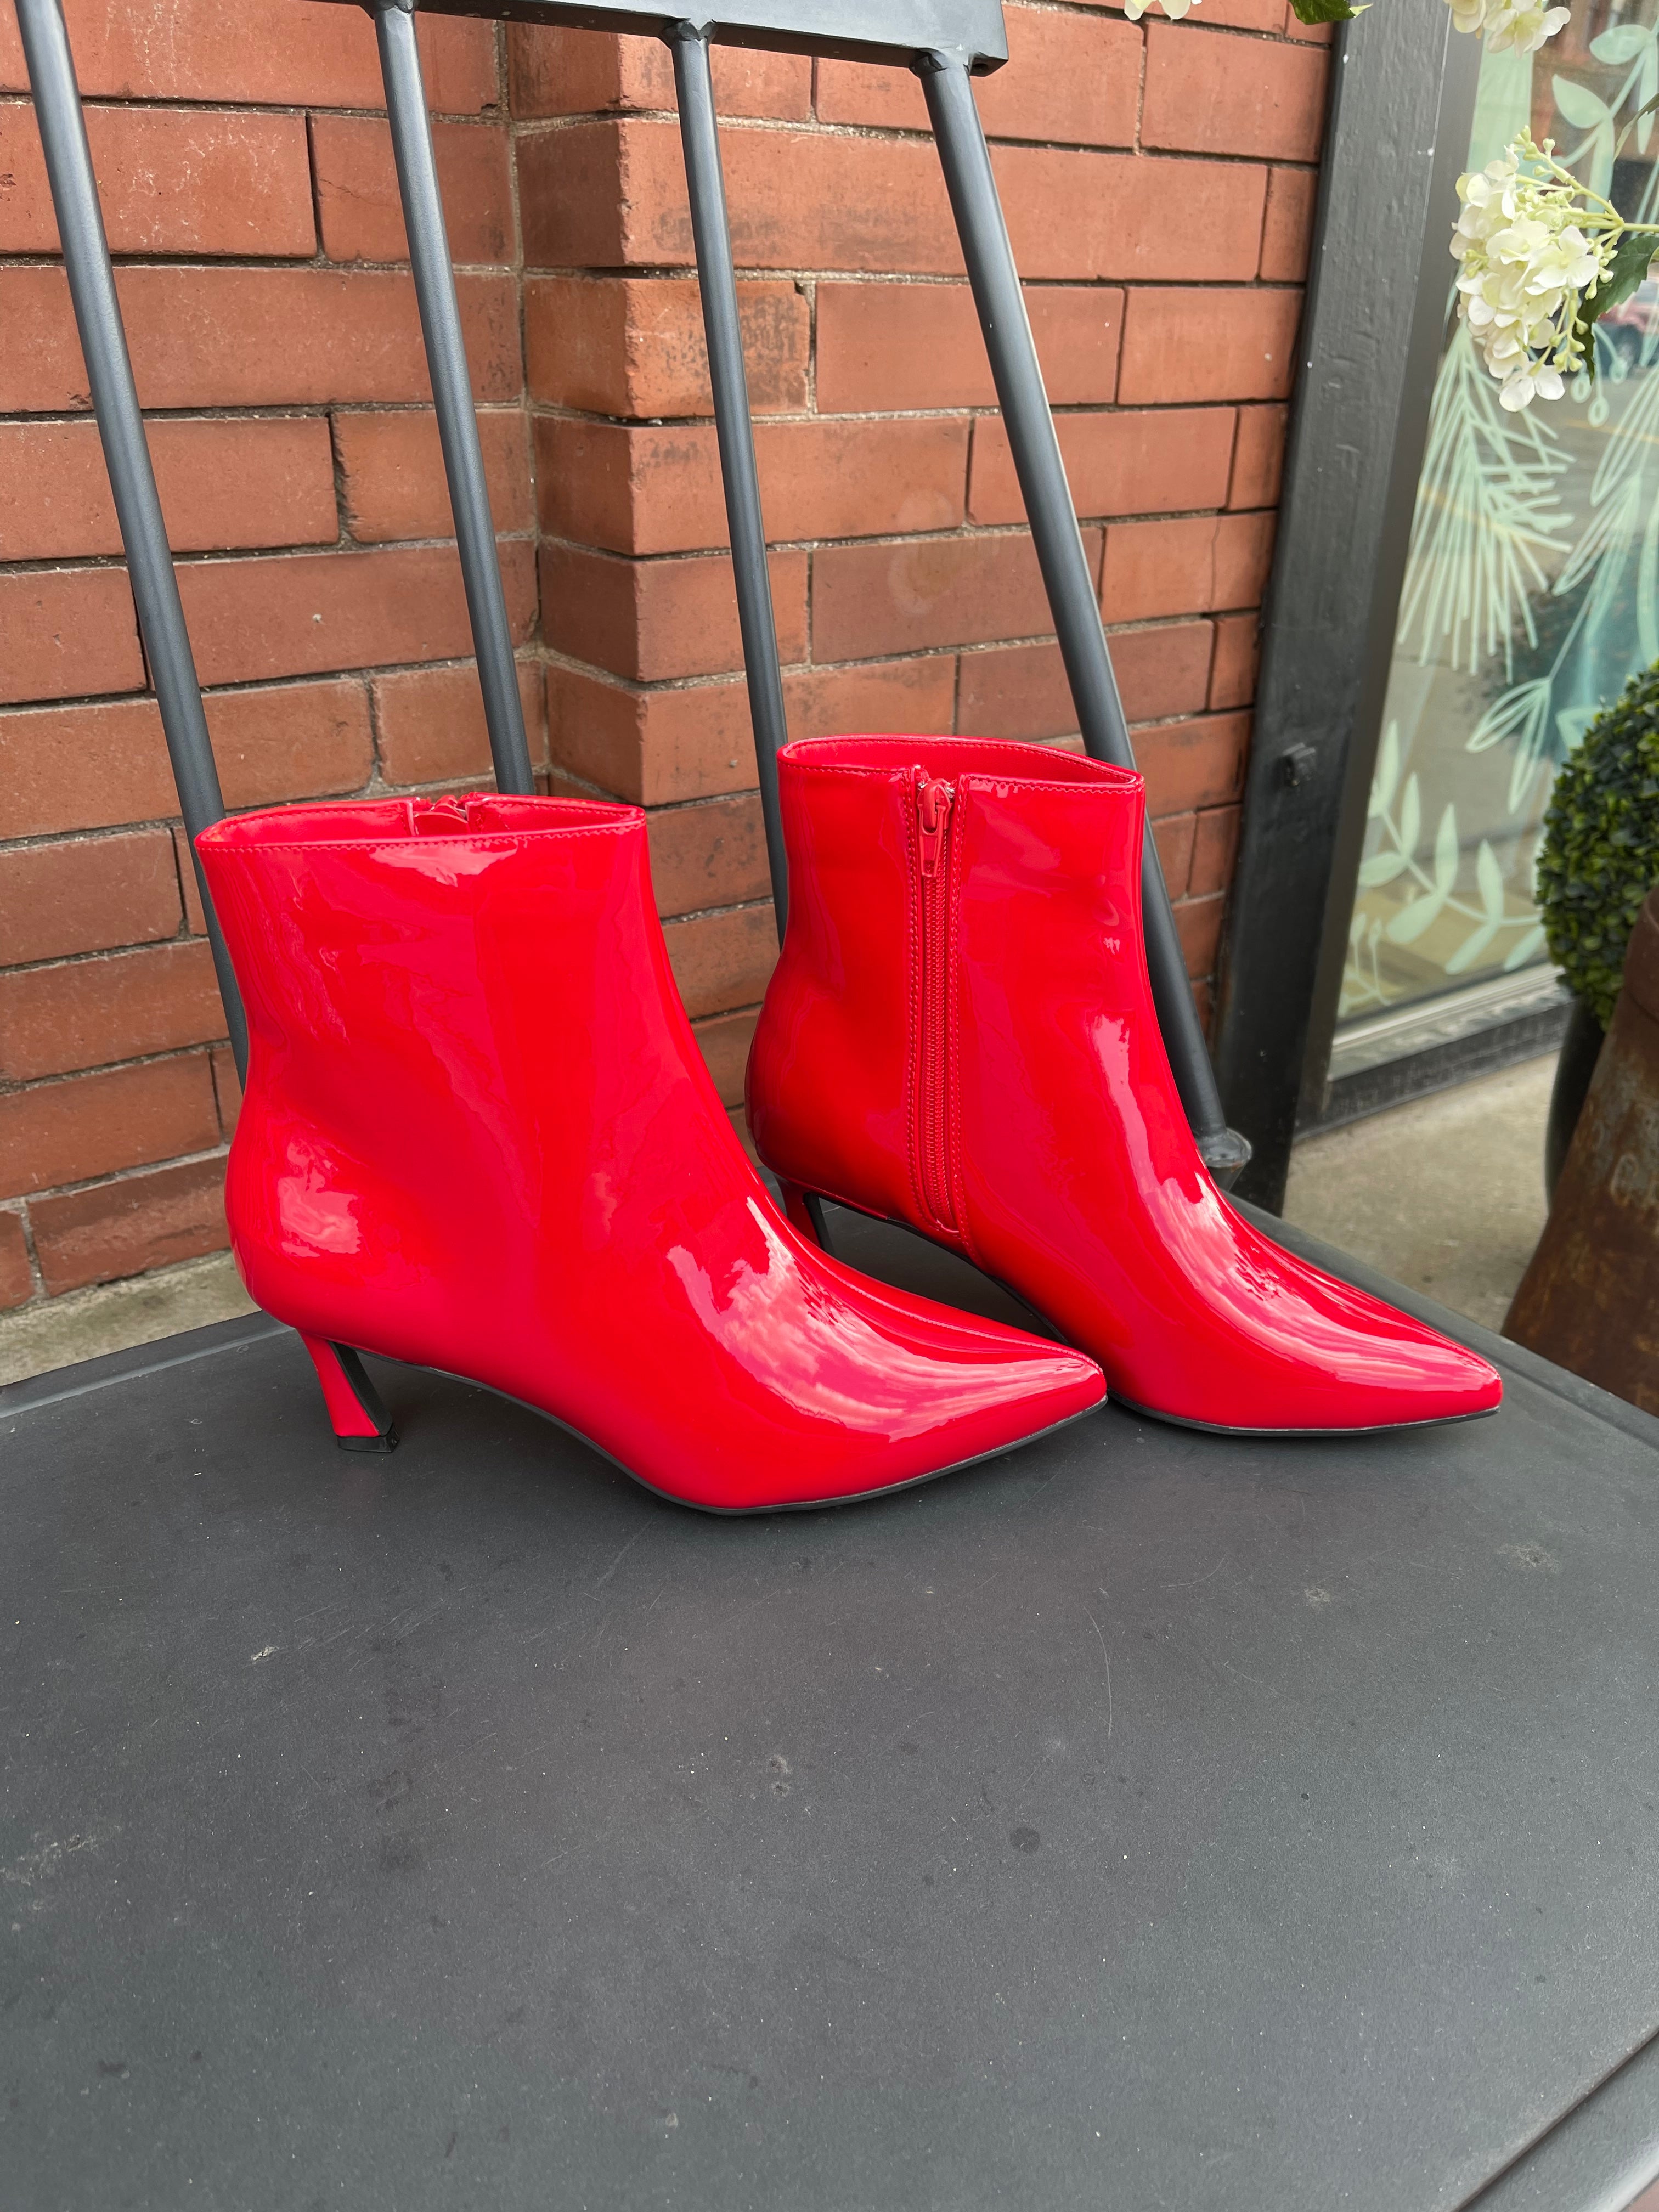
<box><xmin>1282</xmin><ymin>1054</ymin><xmax>1555</xmax><ymax>1335</ymax></box>
<box><xmin>0</xmin><ymin>1059</ymin><xmax>1558</xmax><ymax>1387</ymax></box>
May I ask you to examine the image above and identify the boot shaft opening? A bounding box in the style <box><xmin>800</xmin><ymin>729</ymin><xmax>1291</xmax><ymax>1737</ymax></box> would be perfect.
<box><xmin>197</xmin><ymin>792</ymin><xmax>638</xmax><ymax>855</ymax></box>
<box><xmin>780</xmin><ymin>734</ymin><xmax>1142</xmax><ymax>796</ymax></box>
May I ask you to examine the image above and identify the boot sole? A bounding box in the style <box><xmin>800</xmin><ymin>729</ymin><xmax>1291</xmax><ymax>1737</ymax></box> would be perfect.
<box><xmin>393</xmin><ymin>1355</ymin><xmax>1108</xmax><ymax>1516</ymax></box>
<box><xmin>1108</xmin><ymin>1394</ymin><xmax>1501</xmax><ymax>1441</ymax></box>
<box><xmin>794</xmin><ymin>1193</ymin><xmax>1503</xmax><ymax>1441</ymax></box>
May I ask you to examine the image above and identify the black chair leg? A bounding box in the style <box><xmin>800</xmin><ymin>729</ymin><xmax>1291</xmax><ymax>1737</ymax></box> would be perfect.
<box><xmin>16</xmin><ymin>0</ymin><xmax>249</xmax><ymax>1077</ymax></box>
<box><xmin>920</xmin><ymin>48</ymin><xmax>1251</xmax><ymax>1182</ymax></box>
<box><xmin>374</xmin><ymin>0</ymin><xmax>536</xmax><ymax>798</ymax></box>
<box><xmin>667</xmin><ymin>20</ymin><xmax>794</xmax><ymax>936</ymax></box>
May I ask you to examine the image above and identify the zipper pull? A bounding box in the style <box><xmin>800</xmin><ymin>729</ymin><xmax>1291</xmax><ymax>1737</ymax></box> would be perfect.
<box><xmin>916</xmin><ymin>775</ymin><xmax>954</xmax><ymax>877</ymax></box>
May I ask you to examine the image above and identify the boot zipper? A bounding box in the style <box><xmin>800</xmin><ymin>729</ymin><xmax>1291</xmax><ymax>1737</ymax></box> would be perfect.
<box><xmin>914</xmin><ymin>772</ymin><xmax>958</xmax><ymax>1234</ymax></box>
<box><xmin>413</xmin><ymin>797</ymin><xmax>469</xmax><ymax>835</ymax></box>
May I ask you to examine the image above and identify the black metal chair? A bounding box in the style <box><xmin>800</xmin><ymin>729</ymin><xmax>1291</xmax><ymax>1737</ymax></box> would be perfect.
<box><xmin>15</xmin><ymin>0</ymin><xmax>1248</xmax><ymax>1177</ymax></box>
<box><xmin>8</xmin><ymin>8</ymin><xmax>1659</xmax><ymax>2209</ymax></box>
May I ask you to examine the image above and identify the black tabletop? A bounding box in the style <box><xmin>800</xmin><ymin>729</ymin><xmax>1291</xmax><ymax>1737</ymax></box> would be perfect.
<box><xmin>3</xmin><ymin>1206</ymin><xmax>1657</xmax><ymax>2212</ymax></box>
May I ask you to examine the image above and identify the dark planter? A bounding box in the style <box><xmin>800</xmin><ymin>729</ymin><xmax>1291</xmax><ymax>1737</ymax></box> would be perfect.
<box><xmin>1507</xmin><ymin>888</ymin><xmax>1659</xmax><ymax>1412</ymax></box>
<box><xmin>1544</xmin><ymin>994</ymin><xmax>1606</xmax><ymax>1204</ymax></box>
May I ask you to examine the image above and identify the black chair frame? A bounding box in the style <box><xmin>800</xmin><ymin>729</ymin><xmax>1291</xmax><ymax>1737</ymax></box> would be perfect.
<box><xmin>14</xmin><ymin>0</ymin><xmax>1249</xmax><ymax>1176</ymax></box>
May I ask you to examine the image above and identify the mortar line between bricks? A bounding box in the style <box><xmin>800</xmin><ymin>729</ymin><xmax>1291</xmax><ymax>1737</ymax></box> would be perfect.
<box><xmin>0</xmin><ymin>825</ymin><xmax>210</xmax><ymax>855</ymax></box>
<box><xmin>0</xmin><ymin>934</ymin><xmax>234</xmax><ymax>979</ymax></box>
<box><xmin>324</xmin><ymin>402</ymin><xmax>352</xmax><ymax>549</ymax></box>
<box><xmin>0</xmin><ymin>652</ymin><xmax>546</xmax><ymax>725</ymax></box>
<box><xmin>507</xmin><ymin>107</ymin><xmax>1314</xmax><ymax>153</ymax></box>
<box><xmin>0</xmin><ymin>400</ymin><xmax>537</xmax><ymax>433</ymax></box>
<box><xmin>0</xmin><ymin>94</ymin><xmax>510</xmax><ymax>121</ymax></box>
<box><xmin>0</xmin><ymin>249</ymin><xmax>528</xmax><ymax>275</ymax></box>
<box><xmin>536</xmin><ymin>636</ymin><xmax>1254</xmax><ymax>689</ymax></box>
<box><xmin>0</xmin><ymin>528</ymin><xmax>538</xmax><ymax>577</ymax></box>
<box><xmin>662</xmin><ymin>894</ymin><xmax>775</xmax><ymax>926</ymax></box>
<box><xmin>537</xmin><ymin>641</ymin><xmax>1057</xmax><ymax>690</ymax></box>
<box><xmin>533</xmin><ymin>511</ymin><xmax>1237</xmax><ymax>550</ymax></box>
<box><xmin>523</xmin><ymin>398</ymin><xmax>1266</xmax><ymax>427</ymax></box>
<box><xmin>303</xmin><ymin>115</ymin><xmax>330</xmax><ymax>275</ymax></box>
<box><xmin>516</xmin><ymin>258</ymin><xmax>1293</xmax><ymax>284</ymax></box>
<box><xmin>0</xmin><ymin>1042</ymin><xmax>228</xmax><ymax>1099</ymax></box>
<box><xmin>0</xmin><ymin>405</ymin><xmax>344</xmax><ymax>424</ymax></box>
<box><xmin>512</xmin><ymin>111</ymin><xmax>1154</xmax><ymax>154</ymax></box>
<box><xmin>517</xmin><ymin>267</ymin><xmax>1313</xmax><ymax>284</ymax></box>
<box><xmin>5</xmin><ymin>1142</ymin><xmax>233</xmax><ymax>1211</ymax></box>
<box><xmin>530</xmin><ymin>515</ymin><xmax>1264</xmax><ymax>560</ymax></box>
<box><xmin>8</xmin><ymin>1199</ymin><xmax>46</xmax><ymax>1301</ymax></box>
<box><xmin>0</xmin><ymin>263</ymin><xmax>531</xmax><ymax>304</ymax></box>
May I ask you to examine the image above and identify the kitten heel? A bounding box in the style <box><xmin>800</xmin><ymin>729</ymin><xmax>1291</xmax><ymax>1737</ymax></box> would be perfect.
<box><xmin>776</xmin><ymin>1178</ymin><xmax>832</xmax><ymax>1252</ymax></box>
<box><xmin>300</xmin><ymin>1335</ymin><xmax>398</xmax><ymax>1454</ymax></box>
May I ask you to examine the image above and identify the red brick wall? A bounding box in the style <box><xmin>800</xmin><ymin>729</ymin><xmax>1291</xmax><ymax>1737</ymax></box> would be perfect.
<box><xmin>0</xmin><ymin>0</ymin><xmax>1325</xmax><ymax>1318</ymax></box>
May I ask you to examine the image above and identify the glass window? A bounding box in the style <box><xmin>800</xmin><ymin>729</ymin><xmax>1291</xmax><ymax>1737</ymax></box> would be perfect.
<box><xmin>1340</xmin><ymin>15</ymin><xmax>1659</xmax><ymax>1020</ymax></box>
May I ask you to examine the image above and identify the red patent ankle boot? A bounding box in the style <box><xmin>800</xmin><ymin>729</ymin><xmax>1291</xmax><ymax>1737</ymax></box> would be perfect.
<box><xmin>195</xmin><ymin>792</ymin><xmax>1104</xmax><ymax>1509</ymax></box>
<box><xmin>746</xmin><ymin>738</ymin><xmax>1503</xmax><ymax>1435</ymax></box>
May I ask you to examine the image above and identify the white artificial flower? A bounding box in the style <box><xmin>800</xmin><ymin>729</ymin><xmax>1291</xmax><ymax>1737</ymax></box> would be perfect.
<box><xmin>1454</xmin><ymin>154</ymin><xmax>1520</xmax><ymax>223</ymax></box>
<box><xmin>1450</xmin><ymin>165</ymin><xmax>1521</xmax><ymax>280</ymax></box>
<box><xmin>1446</xmin><ymin>0</ymin><xmax>1568</xmax><ymax>43</ymax></box>
<box><xmin>1520</xmin><ymin>220</ymin><xmax>1601</xmax><ymax>296</ymax></box>
<box><xmin>1498</xmin><ymin>365</ymin><xmax>1566</xmax><ymax>409</ymax></box>
<box><xmin>1122</xmin><ymin>0</ymin><xmax>1201</xmax><ymax>18</ymax></box>
<box><xmin>1449</xmin><ymin>133</ymin><xmax>1626</xmax><ymax>409</ymax></box>
<box><xmin>1485</xmin><ymin>0</ymin><xmax>1572</xmax><ymax>49</ymax></box>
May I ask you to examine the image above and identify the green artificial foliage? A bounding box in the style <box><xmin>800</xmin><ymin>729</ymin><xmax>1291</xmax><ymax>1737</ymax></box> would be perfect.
<box><xmin>1535</xmin><ymin>660</ymin><xmax>1659</xmax><ymax>1025</ymax></box>
<box><xmin>1572</xmin><ymin>229</ymin><xmax>1659</xmax><ymax>380</ymax></box>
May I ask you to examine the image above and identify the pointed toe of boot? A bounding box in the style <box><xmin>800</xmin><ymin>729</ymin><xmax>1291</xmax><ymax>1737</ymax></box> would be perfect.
<box><xmin>1133</xmin><ymin>1227</ymin><xmax>1506</xmax><ymax>1436</ymax></box>
<box><xmin>995</xmin><ymin>1338</ymin><xmax>1109</xmax><ymax>1438</ymax></box>
<box><xmin>1213</xmin><ymin>1339</ymin><xmax>1504</xmax><ymax>1437</ymax></box>
<box><xmin>840</xmin><ymin>1286</ymin><xmax>1109</xmax><ymax>1477</ymax></box>
<box><xmin>1280</xmin><ymin>1306</ymin><xmax>1504</xmax><ymax>1435</ymax></box>
<box><xmin>1353</xmin><ymin>1336</ymin><xmax>1504</xmax><ymax>1431</ymax></box>
<box><xmin>635</xmin><ymin>1222</ymin><xmax>1109</xmax><ymax>1513</ymax></box>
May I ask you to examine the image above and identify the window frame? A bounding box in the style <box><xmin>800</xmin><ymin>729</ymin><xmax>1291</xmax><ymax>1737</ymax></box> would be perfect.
<box><xmin>1211</xmin><ymin>6</ymin><xmax>1484</xmax><ymax>1210</ymax></box>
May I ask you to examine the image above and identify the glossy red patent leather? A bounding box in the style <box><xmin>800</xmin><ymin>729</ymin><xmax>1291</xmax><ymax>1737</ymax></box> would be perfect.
<box><xmin>195</xmin><ymin>792</ymin><xmax>1105</xmax><ymax>1509</ymax></box>
<box><xmin>747</xmin><ymin>738</ymin><xmax>1504</xmax><ymax>1433</ymax></box>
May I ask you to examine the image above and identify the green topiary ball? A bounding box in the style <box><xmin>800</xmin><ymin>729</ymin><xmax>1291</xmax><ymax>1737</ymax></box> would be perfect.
<box><xmin>1536</xmin><ymin>661</ymin><xmax>1659</xmax><ymax>1028</ymax></box>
